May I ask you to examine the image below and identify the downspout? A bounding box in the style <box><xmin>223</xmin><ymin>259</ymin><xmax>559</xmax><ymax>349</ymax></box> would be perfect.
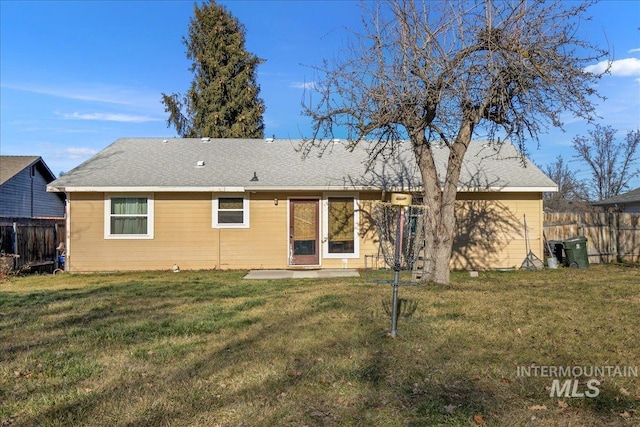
<box><xmin>539</xmin><ymin>196</ymin><xmax>544</xmax><ymax>259</ymax></box>
<box><xmin>65</xmin><ymin>195</ymin><xmax>70</xmax><ymax>272</ymax></box>
<box><xmin>217</xmin><ymin>228</ymin><xmax>221</xmax><ymax>269</ymax></box>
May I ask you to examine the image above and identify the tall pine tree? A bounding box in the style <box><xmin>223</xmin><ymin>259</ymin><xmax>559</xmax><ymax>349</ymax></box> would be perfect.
<box><xmin>162</xmin><ymin>1</ymin><xmax>264</xmax><ymax>138</ymax></box>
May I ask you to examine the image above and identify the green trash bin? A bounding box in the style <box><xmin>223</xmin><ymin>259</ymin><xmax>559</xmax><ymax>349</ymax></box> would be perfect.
<box><xmin>563</xmin><ymin>236</ymin><xmax>589</xmax><ymax>268</ymax></box>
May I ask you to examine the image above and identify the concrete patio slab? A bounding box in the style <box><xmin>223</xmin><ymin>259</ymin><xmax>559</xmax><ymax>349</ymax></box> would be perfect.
<box><xmin>244</xmin><ymin>269</ymin><xmax>360</xmax><ymax>280</ymax></box>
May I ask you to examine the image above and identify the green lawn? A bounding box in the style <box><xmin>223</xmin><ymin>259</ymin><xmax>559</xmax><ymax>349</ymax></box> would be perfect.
<box><xmin>1</xmin><ymin>265</ymin><xmax>638</xmax><ymax>426</ymax></box>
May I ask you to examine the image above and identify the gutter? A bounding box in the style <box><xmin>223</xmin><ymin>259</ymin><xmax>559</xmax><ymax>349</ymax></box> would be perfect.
<box><xmin>48</xmin><ymin>185</ymin><xmax>558</xmax><ymax>193</ymax></box>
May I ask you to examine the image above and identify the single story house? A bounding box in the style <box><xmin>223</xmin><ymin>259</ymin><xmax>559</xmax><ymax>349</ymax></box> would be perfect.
<box><xmin>48</xmin><ymin>138</ymin><xmax>556</xmax><ymax>272</ymax></box>
<box><xmin>591</xmin><ymin>187</ymin><xmax>640</xmax><ymax>213</ymax></box>
<box><xmin>1</xmin><ymin>156</ymin><xmax>65</xmax><ymax>218</ymax></box>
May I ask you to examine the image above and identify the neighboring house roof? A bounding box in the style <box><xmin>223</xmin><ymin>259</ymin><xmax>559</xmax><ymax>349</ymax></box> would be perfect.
<box><xmin>1</xmin><ymin>156</ymin><xmax>54</xmax><ymax>185</ymax></box>
<box><xmin>1</xmin><ymin>155</ymin><xmax>64</xmax><ymax>219</ymax></box>
<box><xmin>591</xmin><ymin>187</ymin><xmax>640</xmax><ymax>206</ymax></box>
<box><xmin>48</xmin><ymin>138</ymin><xmax>557</xmax><ymax>193</ymax></box>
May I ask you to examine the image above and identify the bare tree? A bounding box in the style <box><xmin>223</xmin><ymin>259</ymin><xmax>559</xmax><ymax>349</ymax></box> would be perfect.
<box><xmin>543</xmin><ymin>155</ymin><xmax>589</xmax><ymax>212</ymax></box>
<box><xmin>572</xmin><ymin>125</ymin><xmax>640</xmax><ymax>201</ymax></box>
<box><xmin>301</xmin><ymin>0</ymin><xmax>607</xmax><ymax>284</ymax></box>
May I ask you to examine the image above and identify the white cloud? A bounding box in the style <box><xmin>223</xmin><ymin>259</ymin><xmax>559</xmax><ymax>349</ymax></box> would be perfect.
<box><xmin>2</xmin><ymin>82</ymin><xmax>140</xmax><ymax>105</ymax></box>
<box><xmin>629</xmin><ymin>48</ymin><xmax>640</xmax><ymax>54</ymax></box>
<box><xmin>290</xmin><ymin>81</ymin><xmax>318</xmax><ymax>90</ymax></box>
<box><xmin>60</xmin><ymin>112</ymin><xmax>161</xmax><ymax>122</ymax></box>
<box><xmin>1</xmin><ymin>82</ymin><xmax>164</xmax><ymax>111</ymax></box>
<box><xmin>65</xmin><ymin>147</ymin><xmax>98</xmax><ymax>158</ymax></box>
<box><xmin>585</xmin><ymin>57</ymin><xmax>640</xmax><ymax>76</ymax></box>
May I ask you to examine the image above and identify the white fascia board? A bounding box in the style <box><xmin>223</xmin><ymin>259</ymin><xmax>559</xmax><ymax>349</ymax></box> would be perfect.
<box><xmin>244</xmin><ymin>185</ymin><xmax>381</xmax><ymax>192</ymax></box>
<box><xmin>54</xmin><ymin>184</ymin><xmax>557</xmax><ymax>193</ymax></box>
<box><xmin>246</xmin><ymin>185</ymin><xmax>556</xmax><ymax>193</ymax></box>
<box><xmin>511</xmin><ymin>186</ymin><xmax>558</xmax><ymax>192</ymax></box>
<box><xmin>245</xmin><ymin>185</ymin><xmax>430</xmax><ymax>192</ymax></box>
<box><xmin>59</xmin><ymin>186</ymin><xmax>246</xmax><ymax>193</ymax></box>
<box><xmin>457</xmin><ymin>186</ymin><xmax>558</xmax><ymax>192</ymax></box>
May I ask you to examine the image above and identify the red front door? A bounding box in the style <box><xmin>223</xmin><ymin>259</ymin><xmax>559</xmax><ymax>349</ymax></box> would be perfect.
<box><xmin>289</xmin><ymin>199</ymin><xmax>320</xmax><ymax>265</ymax></box>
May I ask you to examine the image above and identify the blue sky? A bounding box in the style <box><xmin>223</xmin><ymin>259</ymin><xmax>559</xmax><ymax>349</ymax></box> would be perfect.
<box><xmin>1</xmin><ymin>0</ymin><xmax>639</xmax><ymax>189</ymax></box>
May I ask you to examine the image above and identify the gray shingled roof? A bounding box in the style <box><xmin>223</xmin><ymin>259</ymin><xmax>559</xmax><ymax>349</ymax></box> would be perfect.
<box><xmin>592</xmin><ymin>187</ymin><xmax>640</xmax><ymax>206</ymax></box>
<box><xmin>48</xmin><ymin>138</ymin><xmax>556</xmax><ymax>192</ymax></box>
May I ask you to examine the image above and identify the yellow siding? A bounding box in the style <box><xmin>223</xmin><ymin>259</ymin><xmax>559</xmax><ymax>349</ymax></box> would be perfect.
<box><xmin>68</xmin><ymin>192</ymin><xmax>218</xmax><ymax>271</ymax></box>
<box><xmin>451</xmin><ymin>192</ymin><xmax>544</xmax><ymax>270</ymax></box>
<box><xmin>66</xmin><ymin>190</ymin><xmax>543</xmax><ymax>272</ymax></box>
<box><xmin>216</xmin><ymin>192</ymin><xmax>288</xmax><ymax>269</ymax></box>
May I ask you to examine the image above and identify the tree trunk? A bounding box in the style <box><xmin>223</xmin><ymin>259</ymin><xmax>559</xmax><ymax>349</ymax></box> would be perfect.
<box><xmin>412</xmin><ymin>140</ymin><xmax>457</xmax><ymax>285</ymax></box>
<box><xmin>412</xmin><ymin>122</ymin><xmax>474</xmax><ymax>285</ymax></box>
<box><xmin>421</xmin><ymin>209</ymin><xmax>456</xmax><ymax>285</ymax></box>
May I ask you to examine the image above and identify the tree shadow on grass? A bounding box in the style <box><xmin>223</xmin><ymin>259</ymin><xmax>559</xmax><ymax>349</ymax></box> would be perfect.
<box><xmin>107</xmin><ymin>304</ymin><xmax>507</xmax><ymax>426</ymax></box>
<box><xmin>3</xmin><ymin>274</ymin><xmax>636</xmax><ymax>426</ymax></box>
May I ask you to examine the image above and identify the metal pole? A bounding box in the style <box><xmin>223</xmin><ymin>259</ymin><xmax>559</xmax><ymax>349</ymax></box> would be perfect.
<box><xmin>389</xmin><ymin>207</ymin><xmax>405</xmax><ymax>338</ymax></box>
<box><xmin>12</xmin><ymin>222</ymin><xmax>19</xmax><ymax>271</ymax></box>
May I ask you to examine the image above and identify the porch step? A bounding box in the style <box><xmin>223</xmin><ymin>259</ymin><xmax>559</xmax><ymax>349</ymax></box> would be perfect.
<box><xmin>244</xmin><ymin>269</ymin><xmax>360</xmax><ymax>280</ymax></box>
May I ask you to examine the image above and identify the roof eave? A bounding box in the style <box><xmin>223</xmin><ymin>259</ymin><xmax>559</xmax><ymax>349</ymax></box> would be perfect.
<box><xmin>48</xmin><ymin>186</ymin><xmax>248</xmax><ymax>193</ymax></box>
<box><xmin>49</xmin><ymin>185</ymin><xmax>557</xmax><ymax>193</ymax></box>
<box><xmin>592</xmin><ymin>199</ymin><xmax>640</xmax><ymax>206</ymax></box>
<box><xmin>461</xmin><ymin>186</ymin><xmax>558</xmax><ymax>192</ymax></box>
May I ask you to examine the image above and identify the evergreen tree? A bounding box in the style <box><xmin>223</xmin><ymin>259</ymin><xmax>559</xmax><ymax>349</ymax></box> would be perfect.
<box><xmin>162</xmin><ymin>1</ymin><xmax>264</xmax><ymax>138</ymax></box>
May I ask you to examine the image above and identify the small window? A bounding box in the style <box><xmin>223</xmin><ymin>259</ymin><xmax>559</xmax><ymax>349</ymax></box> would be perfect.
<box><xmin>328</xmin><ymin>197</ymin><xmax>355</xmax><ymax>253</ymax></box>
<box><xmin>213</xmin><ymin>194</ymin><xmax>249</xmax><ymax>228</ymax></box>
<box><xmin>323</xmin><ymin>194</ymin><xmax>359</xmax><ymax>258</ymax></box>
<box><xmin>105</xmin><ymin>195</ymin><xmax>154</xmax><ymax>239</ymax></box>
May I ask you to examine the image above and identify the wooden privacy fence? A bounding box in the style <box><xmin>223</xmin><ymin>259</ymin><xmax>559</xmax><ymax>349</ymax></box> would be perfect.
<box><xmin>544</xmin><ymin>212</ymin><xmax>640</xmax><ymax>264</ymax></box>
<box><xmin>0</xmin><ymin>218</ymin><xmax>65</xmax><ymax>273</ymax></box>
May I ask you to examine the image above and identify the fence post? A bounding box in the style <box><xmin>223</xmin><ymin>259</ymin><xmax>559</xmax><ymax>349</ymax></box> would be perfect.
<box><xmin>11</xmin><ymin>222</ymin><xmax>19</xmax><ymax>270</ymax></box>
<box><xmin>11</xmin><ymin>222</ymin><xmax>18</xmax><ymax>254</ymax></box>
<box><xmin>609</xmin><ymin>211</ymin><xmax>619</xmax><ymax>263</ymax></box>
<box><xmin>54</xmin><ymin>223</ymin><xmax>59</xmax><ymax>270</ymax></box>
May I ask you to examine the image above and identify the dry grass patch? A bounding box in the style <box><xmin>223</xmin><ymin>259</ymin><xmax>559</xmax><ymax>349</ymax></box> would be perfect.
<box><xmin>1</xmin><ymin>265</ymin><xmax>638</xmax><ymax>426</ymax></box>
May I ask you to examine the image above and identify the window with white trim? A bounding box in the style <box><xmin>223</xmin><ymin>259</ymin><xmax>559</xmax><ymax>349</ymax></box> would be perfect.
<box><xmin>213</xmin><ymin>194</ymin><xmax>250</xmax><ymax>228</ymax></box>
<box><xmin>323</xmin><ymin>194</ymin><xmax>359</xmax><ymax>258</ymax></box>
<box><xmin>105</xmin><ymin>195</ymin><xmax>154</xmax><ymax>239</ymax></box>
